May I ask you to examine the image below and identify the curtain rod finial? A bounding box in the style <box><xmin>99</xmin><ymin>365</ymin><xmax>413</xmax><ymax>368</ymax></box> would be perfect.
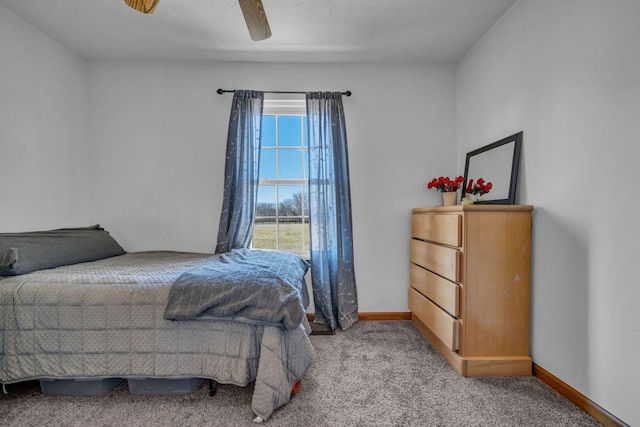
<box><xmin>216</xmin><ymin>88</ymin><xmax>225</xmax><ymax>95</ymax></box>
<box><xmin>344</xmin><ymin>91</ymin><xmax>352</xmax><ymax>97</ymax></box>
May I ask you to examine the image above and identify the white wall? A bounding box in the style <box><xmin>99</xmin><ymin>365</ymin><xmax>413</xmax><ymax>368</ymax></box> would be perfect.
<box><xmin>457</xmin><ymin>1</ymin><xmax>640</xmax><ymax>424</ymax></box>
<box><xmin>88</xmin><ymin>60</ymin><xmax>457</xmax><ymax>313</ymax></box>
<box><xmin>0</xmin><ymin>5</ymin><xmax>90</xmax><ymax>232</ymax></box>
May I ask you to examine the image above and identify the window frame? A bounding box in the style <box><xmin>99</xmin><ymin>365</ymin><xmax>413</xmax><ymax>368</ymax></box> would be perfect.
<box><xmin>252</xmin><ymin>96</ymin><xmax>310</xmax><ymax>259</ymax></box>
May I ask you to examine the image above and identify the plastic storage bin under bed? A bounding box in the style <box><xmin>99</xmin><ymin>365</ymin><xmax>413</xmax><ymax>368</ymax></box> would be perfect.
<box><xmin>128</xmin><ymin>378</ymin><xmax>204</xmax><ymax>395</ymax></box>
<box><xmin>39</xmin><ymin>378</ymin><xmax>124</xmax><ymax>396</ymax></box>
<box><xmin>39</xmin><ymin>377</ymin><xmax>204</xmax><ymax>396</ymax></box>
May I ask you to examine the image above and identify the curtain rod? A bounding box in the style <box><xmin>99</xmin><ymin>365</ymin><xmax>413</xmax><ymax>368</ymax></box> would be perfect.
<box><xmin>216</xmin><ymin>88</ymin><xmax>352</xmax><ymax>97</ymax></box>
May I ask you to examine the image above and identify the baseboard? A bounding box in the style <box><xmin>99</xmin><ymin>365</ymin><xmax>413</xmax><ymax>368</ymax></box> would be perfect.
<box><xmin>358</xmin><ymin>312</ymin><xmax>412</xmax><ymax>320</ymax></box>
<box><xmin>306</xmin><ymin>312</ymin><xmax>411</xmax><ymax>322</ymax></box>
<box><xmin>533</xmin><ymin>363</ymin><xmax>629</xmax><ymax>427</ymax></box>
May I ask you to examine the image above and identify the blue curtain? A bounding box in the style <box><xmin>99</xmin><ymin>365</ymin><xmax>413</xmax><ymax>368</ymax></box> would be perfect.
<box><xmin>306</xmin><ymin>92</ymin><xmax>358</xmax><ymax>331</ymax></box>
<box><xmin>215</xmin><ymin>90</ymin><xmax>264</xmax><ymax>254</ymax></box>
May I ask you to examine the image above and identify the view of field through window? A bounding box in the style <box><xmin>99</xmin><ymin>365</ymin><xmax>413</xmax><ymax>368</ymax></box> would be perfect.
<box><xmin>252</xmin><ymin>114</ymin><xmax>309</xmax><ymax>253</ymax></box>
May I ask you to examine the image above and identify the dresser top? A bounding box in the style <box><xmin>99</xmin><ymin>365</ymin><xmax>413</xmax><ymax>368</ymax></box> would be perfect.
<box><xmin>412</xmin><ymin>204</ymin><xmax>534</xmax><ymax>214</ymax></box>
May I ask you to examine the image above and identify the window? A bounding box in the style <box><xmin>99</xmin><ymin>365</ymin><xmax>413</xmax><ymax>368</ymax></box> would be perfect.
<box><xmin>252</xmin><ymin>97</ymin><xmax>309</xmax><ymax>256</ymax></box>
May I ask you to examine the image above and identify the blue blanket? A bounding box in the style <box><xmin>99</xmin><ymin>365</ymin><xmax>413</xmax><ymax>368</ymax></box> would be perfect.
<box><xmin>164</xmin><ymin>249</ymin><xmax>310</xmax><ymax>330</ymax></box>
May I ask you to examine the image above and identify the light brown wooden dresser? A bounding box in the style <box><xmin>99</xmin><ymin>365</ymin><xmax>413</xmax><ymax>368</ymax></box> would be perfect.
<box><xmin>409</xmin><ymin>204</ymin><xmax>533</xmax><ymax>377</ymax></box>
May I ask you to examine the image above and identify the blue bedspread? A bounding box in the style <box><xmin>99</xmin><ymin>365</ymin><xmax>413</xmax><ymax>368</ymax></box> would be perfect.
<box><xmin>164</xmin><ymin>249</ymin><xmax>310</xmax><ymax>330</ymax></box>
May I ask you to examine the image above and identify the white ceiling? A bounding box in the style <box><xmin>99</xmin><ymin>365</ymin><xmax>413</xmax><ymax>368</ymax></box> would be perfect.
<box><xmin>0</xmin><ymin>0</ymin><xmax>516</xmax><ymax>63</ymax></box>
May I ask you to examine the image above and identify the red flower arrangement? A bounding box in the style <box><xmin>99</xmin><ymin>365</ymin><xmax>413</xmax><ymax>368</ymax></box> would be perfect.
<box><xmin>465</xmin><ymin>178</ymin><xmax>493</xmax><ymax>195</ymax></box>
<box><xmin>427</xmin><ymin>176</ymin><xmax>464</xmax><ymax>193</ymax></box>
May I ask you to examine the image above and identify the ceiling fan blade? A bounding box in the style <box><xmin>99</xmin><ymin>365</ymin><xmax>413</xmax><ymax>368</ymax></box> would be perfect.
<box><xmin>238</xmin><ymin>0</ymin><xmax>272</xmax><ymax>41</ymax></box>
<box><xmin>124</xmin><ymin>0</ymin><xmax>160</xmax><ymax>14</ymax></box>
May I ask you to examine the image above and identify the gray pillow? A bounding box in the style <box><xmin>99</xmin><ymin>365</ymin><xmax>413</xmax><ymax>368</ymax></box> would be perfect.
<box><xmin>0</xmin><ymin>225</ymin><xmax>126</xmax><ymax>276</ymax></box>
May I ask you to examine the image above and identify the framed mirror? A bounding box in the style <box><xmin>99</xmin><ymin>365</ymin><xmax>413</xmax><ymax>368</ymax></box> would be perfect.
<box><xmin>462</xmin><ymin>131</ymin><xmax>522</xmax><ymax>204</ymax></box>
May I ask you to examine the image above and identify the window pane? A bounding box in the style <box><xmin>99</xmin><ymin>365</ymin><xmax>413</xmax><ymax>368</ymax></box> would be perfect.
<box><xmin>259</xmin><ymin>149</ymin><xmax>276</xmax><ymax>180</ymax></box>
<box><xmin>262</xmin><ymin>116</ymin><xmax>276</xmax><ymax>147</ymax></box>
<box><xmin>278</xmin><ymin>185</ymin><xmax>304</xmax><ymax>216</ymax></box>
<box><xmin>256</xmin><ymin>185</ymin><xmax>276</xmax><ymax>216</ymax></box>
<box><xmin>278</xmin><ymin>220</ymin><xmax>304</xmax><ymax>251</ymax></box>
<box><xmin>278</xmin><ymin>148</ymin><xmax>303</xmax><ymax>179</ymax></box>
<box><xmin>253</xmin><ymin>218</ymin><xmax>277</xmax><ymax>250</ymax></box>
<box><xmin>278</xmin><ymin>116</ymin><xmax>302</xmax><ymax>147</ymax></box>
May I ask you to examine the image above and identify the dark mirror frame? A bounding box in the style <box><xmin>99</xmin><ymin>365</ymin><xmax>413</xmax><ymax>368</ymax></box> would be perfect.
<box><xmin>462</xmin><ymin>131</ymin><xmax>522</xmax><ymax>205</ymax></box>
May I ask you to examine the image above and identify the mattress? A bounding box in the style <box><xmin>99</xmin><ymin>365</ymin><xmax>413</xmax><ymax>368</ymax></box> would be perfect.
<box><xmin>0</xmin><ymin>251</ymin><xmax>314</xmax><ymax>420</ymax></box>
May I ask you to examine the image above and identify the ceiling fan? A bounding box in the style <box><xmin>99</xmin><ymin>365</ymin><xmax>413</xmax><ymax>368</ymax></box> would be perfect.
<box><xmin>123</xmin><ymin>0</ymin><xmax>272</xmax><ymax>41</ymax></box>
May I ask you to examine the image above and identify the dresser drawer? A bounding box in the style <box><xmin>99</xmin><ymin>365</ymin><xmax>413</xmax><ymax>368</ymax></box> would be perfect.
<box><xmin>409</xmin><ymin>287</ymin><xmax>458</xmax><ymax>351</ymax></box>
<box><xmin>410</xmin><ymin>263</ymin><xmax>459</xmax><ymax>316</ymax></box>
<box><xmin>410</xmin><ymin>239</ymin><xmax>459</xmax><ymax>282</ymax></box>
<box><xmin>412</xmin><ymin>214</ymin><xmax>461</xmax><ymax>247</ymax></box>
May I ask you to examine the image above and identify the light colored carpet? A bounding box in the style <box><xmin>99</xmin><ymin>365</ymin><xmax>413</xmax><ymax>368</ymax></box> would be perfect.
<box><xmin>0</xmin><ymin>321</ymin><xmax>601</xmax><ymax>426</ymax></box>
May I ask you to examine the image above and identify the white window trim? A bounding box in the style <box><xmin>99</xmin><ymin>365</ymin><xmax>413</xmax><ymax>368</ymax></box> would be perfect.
<box><xmin>263</xmin><ymin>94</ymin><xmax>306</xmax><ymax>115</ymax></box>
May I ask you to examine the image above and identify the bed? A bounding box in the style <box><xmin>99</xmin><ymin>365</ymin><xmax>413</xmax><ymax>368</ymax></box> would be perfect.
<box><xmin>0</xmin><ymin>226</ymin><xmax>314</xmax><ymax>422</ymax></box>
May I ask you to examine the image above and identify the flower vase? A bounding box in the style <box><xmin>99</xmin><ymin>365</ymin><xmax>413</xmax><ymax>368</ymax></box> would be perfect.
<box><xmin>441</xmin><ymin>191</ymin><xmax>457</xmax><ymax>206</ymax></box>
<box><xmin>461</xmin><ymin>196</ymin><xmax>474</xmax><ymax>205</ymax></box>
<box><xmin>468</xmin><ymin>193</ymin><xmax>483</xmax><ymax>204</ymax></box>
